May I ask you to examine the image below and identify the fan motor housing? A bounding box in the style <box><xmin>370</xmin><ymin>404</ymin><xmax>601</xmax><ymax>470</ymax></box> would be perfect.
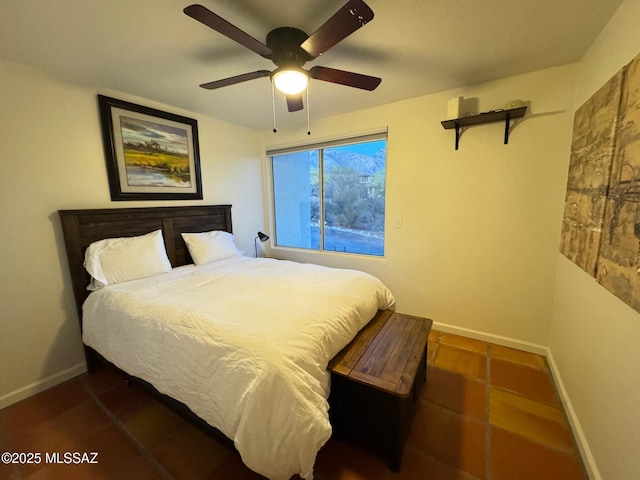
<box><xmin>266</xmin><ymin>27</ymin><xmax>313</xmax><ymax>67</ymax></box>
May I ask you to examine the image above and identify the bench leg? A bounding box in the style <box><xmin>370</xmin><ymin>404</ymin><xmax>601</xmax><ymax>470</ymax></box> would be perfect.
<box><xmin>388</xmin><ymin>444</ymin><xmax>404</xmax><ymax>472</ymax></box>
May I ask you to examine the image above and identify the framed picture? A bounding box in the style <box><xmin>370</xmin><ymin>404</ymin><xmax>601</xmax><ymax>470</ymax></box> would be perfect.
<box><xmin>97</xmin><ymin>95</ymin><xmax>203</xmax><ymax>201</ymax></box>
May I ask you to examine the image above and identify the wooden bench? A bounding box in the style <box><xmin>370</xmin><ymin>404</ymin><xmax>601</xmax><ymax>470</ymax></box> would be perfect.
<box><xmin>328</xmin><ymin>310</ymin><xmax>433</xmax><ymax>471</ymax></box>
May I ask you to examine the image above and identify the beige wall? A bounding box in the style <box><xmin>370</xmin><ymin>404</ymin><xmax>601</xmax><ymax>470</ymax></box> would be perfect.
<box><xmin>262</xmin><ymin>64</ymin><xmax>576</xmax><ymax>350</ymax></box>
<box><xmin>0</xmin><ymin>59</ymin><xmax>266</xmax><ymax>407</ymax></box>
<box><xmin>548</xmin><ymin>0</ymin><xmax>640</xmax><ymax>479</ymax></box>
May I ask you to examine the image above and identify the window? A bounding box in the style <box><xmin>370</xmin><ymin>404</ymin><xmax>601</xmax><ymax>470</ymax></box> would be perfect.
<box><xmin>269</xmin><ymin>133</ymin><xmax>386</xmax><ymax>256</ymax></box>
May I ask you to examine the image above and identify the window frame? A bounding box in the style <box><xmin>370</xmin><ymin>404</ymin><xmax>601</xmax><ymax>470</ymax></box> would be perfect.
<box><xmin>266</xmin><ymin>131</ymin><xmax>388</xmax><ymax>257</ymax></box>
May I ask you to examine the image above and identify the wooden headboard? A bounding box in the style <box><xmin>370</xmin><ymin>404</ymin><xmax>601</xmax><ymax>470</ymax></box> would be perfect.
<box><xmin>58</xmin><ymin>205</ymin><xmax>232</xmax><ymax>328</ymax></box>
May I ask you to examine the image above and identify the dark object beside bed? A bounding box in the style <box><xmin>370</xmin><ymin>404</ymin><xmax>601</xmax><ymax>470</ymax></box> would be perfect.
<box><xmin>329</xmin><ymin>310</ymin><xmax>432</xmax><ymax>471</ymax></box>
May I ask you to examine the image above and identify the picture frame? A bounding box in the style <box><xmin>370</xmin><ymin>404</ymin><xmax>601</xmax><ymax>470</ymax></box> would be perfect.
<box><xmin>97</xmin><ymin>94</ymin><xmax>203</xmax><ymax>201</ymax></box>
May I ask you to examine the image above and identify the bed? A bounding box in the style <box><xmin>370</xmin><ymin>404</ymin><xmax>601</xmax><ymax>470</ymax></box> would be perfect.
<box><xmin>57</xmin><ymin>205</ymin><xmax>395</xmax><ymax>480</ymax></box>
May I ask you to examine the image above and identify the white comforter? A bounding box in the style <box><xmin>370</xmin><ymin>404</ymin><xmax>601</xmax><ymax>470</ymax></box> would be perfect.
<box><xmin>82</xmin><ymin>256</ymin><xmax>394</xmax><ymax>479</ymax></box>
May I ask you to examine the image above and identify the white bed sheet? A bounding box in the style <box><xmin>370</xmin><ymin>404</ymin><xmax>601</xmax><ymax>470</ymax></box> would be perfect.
<box><xmin>82</xmin><ymin>256</ymin><xmax>395</xmax><ymax>480</ymax></box>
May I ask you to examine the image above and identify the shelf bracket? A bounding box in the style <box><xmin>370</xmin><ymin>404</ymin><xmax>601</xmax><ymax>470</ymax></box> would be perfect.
<box><xmin>504</xmin><ymin>112</ymin><xmax>511</xmax><ymax>145</ymax></box>
<box><xmin>454</xmin><ymin>124</ymin><xmax>460</xmax><ymax>150</ymax></box>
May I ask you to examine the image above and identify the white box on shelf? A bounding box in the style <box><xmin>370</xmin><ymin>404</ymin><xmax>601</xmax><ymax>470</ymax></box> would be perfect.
<box><xmin>447</xmin><ymin>97</ymin><xmax>463</xmax><ymax>119</ymax></box>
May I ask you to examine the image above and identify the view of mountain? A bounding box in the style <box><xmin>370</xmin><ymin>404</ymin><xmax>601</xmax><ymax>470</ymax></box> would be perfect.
<box><xmin>323</xmin><ymin>147</ymin><xmax>386</xmax><ymax>175</ymax></box>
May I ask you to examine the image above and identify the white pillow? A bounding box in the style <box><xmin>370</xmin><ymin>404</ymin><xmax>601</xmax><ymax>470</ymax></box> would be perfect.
<box><xmin>84</xmin><ymin>229</ymin><xmax>172</xmax><ymax>290</ymax></box>
<box><xmin>181</xmin><ymin>230</ymin><xmax>243</xmax><ymax>265</ymax></box>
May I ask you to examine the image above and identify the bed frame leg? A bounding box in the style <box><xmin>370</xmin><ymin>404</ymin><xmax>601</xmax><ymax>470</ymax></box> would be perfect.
<box><xmin>84</xmin><ymin>346</ymin><xmax>102</xmax><ymax>373</ymax></box>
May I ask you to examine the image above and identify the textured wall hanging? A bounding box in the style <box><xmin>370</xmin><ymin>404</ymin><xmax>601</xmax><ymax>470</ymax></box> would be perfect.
<box><xmin>560</xmin><ymin>52</ymin><xmax>640</xmax><ymax>312</ymax></box>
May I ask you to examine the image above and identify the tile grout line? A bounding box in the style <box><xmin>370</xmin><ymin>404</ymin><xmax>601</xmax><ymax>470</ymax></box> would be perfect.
<box><xmin>485</xmin><ymin>346</ymin><xmax>492</xmax><ymax>480</ymax></box>
<box><xmin>80</xmin><ymin>378</ymin><xmax>175</xmax><ymax>480</ymax></box>
<box><xmin>487</xmin><ymin>387</ymin><xmax>584</xmax><ymax>458</ymax></box>
<box><xmin>427</xmin><ymin>334</ymin><xmax>485</xmax><ymax>480</ymax></box>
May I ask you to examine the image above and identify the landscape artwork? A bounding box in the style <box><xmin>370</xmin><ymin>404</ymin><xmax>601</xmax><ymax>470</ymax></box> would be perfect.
<box><xmin>119</xmin><ymin>116</ymin><xmax>191</xmax><ymax>188</ymax></box>
<box><xmin>560</xmin><ymin>51</ymin><xmax>640</xmax><ymax>313</ymax></box>
<box><xmin>98</xmin><ymin>95</ymin><xmax>202</xmax><ymax>201</ymax></box>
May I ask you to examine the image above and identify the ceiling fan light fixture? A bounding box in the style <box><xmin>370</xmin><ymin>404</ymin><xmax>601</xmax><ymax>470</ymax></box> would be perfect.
<box><xmin>272</xmin><ymin>68</ymin><xmax>309</xmax><ymax>95</ymax></box>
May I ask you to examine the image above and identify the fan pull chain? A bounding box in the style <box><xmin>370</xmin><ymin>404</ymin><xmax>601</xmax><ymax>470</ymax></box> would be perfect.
<box><xmin>271</xmin><ymin>82</ymin><xmax>277</xmax><ymax>133</ymax></box>
<box><xmin>306</xmin><ymin>83</ymin><xmax>311</xmax><ymax>136</ymax></box>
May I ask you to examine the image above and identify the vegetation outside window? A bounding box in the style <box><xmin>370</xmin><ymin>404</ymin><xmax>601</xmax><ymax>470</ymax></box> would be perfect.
<box><xmin>269</xmin><ymin>133</ymin><xmax>386</xmax><ymax>256</ymax></box>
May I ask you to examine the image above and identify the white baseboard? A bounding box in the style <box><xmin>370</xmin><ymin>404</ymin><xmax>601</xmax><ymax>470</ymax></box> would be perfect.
<box><xmin>432</xmin><ymin>321</ymin><xmax>548</xmax><ymax>356</ymax></box>
<box><xmin>0</xmin><ymin>362</ymin><xmax>87</xmax><ymax>410</ymax></box>
<box><xmin>545</xmin><ymin>349</ymin><xmax>600</xmax><ymax>480</ymax></box>
<box><xmin>432</xmin><ymin>321</ymin><xmax>599</xmax><ymax>479</ymax></box>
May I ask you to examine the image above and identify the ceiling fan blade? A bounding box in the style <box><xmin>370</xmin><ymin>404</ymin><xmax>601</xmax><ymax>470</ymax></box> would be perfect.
<box><xmin>286</xmin><ymin>94</ymin><xmax>304</xmax><ymax>112</ymax></box>
<box><xmin>300</xmin><ymin>0</ymin><xmax>374</xmax><ymax>58</ymax></box>
<box><xmin>310</xmin><ymin>66</ymin><xmax>381</xmax><ymax>91</ymax></box>
<box><xmin>199</xmin><ymin>70</ymin><xmax>271</xmax><ymax>90</ymax></box>
<box><xmin>184</xmin><ymin>4</ymin><xmax>272</xmax><ymax>58</ymax></box>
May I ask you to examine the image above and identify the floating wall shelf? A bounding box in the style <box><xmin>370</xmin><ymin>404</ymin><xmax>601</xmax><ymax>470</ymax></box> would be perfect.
<box><xmin>441</xmin><ymin>106</ymin><xmax>527</xmax><ymax>150</ymax></box>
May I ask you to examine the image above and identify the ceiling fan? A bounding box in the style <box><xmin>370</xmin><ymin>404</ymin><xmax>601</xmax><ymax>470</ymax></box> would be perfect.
<box><xmin>183</xmin><ymin>0</ymin><xmax>381</xmax><ymax>114</ymax></box>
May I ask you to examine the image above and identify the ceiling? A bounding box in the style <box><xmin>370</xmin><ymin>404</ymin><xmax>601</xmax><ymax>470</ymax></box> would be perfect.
<box><xmin>0</xmin><ymin>0</ymin><xmax>622</xmax><ymax>131</ymax></box>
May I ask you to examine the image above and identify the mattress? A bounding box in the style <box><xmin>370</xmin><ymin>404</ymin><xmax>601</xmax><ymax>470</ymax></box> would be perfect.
<box><xmin>82</xmin><ymin>256</ymin><xmax>395</xmax><ymax>479</ymax></box>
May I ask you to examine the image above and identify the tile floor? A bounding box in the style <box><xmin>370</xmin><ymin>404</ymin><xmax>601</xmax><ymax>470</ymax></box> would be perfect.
<box><xmin>0</xmin><ymin>331</ymin><xmax>588</xmax><ymax>480</ymax></box>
